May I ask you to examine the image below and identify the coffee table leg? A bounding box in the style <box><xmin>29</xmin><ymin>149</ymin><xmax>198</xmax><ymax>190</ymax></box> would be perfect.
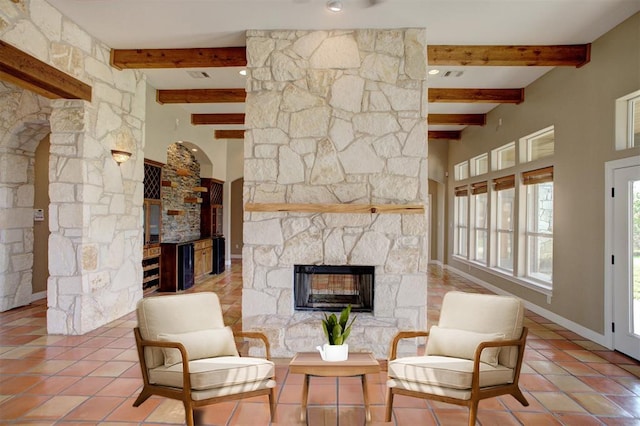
<box><xmin>361</xmin><ymin>374</ymin><xmax>372</xmax><ymax>422</ymax></box>
<box><xmin>300</xmin><ymin>374</ymin><xmax>310</xmax><ymax>422</ymax></box>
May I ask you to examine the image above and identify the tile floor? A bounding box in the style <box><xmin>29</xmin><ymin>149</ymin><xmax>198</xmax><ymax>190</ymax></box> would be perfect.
<box><xmin>1</xmin><ymin>261</ymin><xmax>639</xmax><ymax>425</ymax></box>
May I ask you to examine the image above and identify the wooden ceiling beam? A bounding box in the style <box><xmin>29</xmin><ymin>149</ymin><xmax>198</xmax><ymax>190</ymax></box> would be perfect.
<box><xmin>428</xmin><ymin>113</ymin><xmax>486</xmax><ymax>126</ymax></box>
<box><xmin>215</xmin><ymin>130</ymin><xmax>245</xmax><ymax>139</ymax></box>
<box><xmin>429</xmin><ymin>131</ymin><xmax>461</xmax><ymax>140</ymax></box>
<box><xmin>192</xmin><ymin>113</ymin><xmax>245</xmax><ymax>125</ymax></box>
<box><xmin>110</xmin><ymin>46</ymin><xmax>247</xmax><ymax>69</ymax></box>
<box><xmin>429</xmin><ymin>88</ymin><xmax>524</xmax><ymax>104</ymax></box>
<box><xmin>157</xmin><ymin>88</ymin><xmax>246</xmax><ymax>104</ymax></box>
<box><xmin>428</xmin><ymin>44</ymin><xmax>591</xmax><ymax>67</ymax></box>
<box><xmin>0</xmin><ymin>40</ymin><xmax>91</xmax><ymax>101</ymax></box>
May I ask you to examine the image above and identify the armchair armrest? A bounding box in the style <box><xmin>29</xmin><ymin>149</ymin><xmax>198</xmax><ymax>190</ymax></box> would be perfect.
<box><xmin>134</xmin><ymin>327</ymin><xmax>193</xmax><ymax>392</ymax></box>
<box><xmin>235</xmin><ymin>331</ymin><xmax>272</xmax><ymax>360</ymax></box>
<box><xmin>471</xmin><ymin>327</ymin><xmax>528</xmax><ymax>389</ymax></box>
<box><xmin>388</xmin><ymin>330</ymin><xmax>430</xmax><ymax>361</ymax></box>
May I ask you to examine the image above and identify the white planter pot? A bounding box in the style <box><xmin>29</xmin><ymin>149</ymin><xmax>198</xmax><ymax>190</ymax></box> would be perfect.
<box><xmin>317</xmin><ymin>343</ymin><xmax>349</xmax><ymax>361</ymax></box>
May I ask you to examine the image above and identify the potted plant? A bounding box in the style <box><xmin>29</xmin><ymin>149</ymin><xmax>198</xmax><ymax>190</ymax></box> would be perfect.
<box><xmin>317</xmin><ymin>305</ymin><xmax>356</xmax><ymax>361</ymax></box>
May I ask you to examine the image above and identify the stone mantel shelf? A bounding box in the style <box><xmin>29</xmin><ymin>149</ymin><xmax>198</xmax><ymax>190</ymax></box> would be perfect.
<box><xmin>244</xmin><ymin>203</ymin><xmax>425</xmax><ymax>215</ymax></box>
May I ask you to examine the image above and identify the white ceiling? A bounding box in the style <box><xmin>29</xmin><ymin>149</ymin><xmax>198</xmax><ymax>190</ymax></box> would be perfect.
<box><xmin>47</xmin><ymin>0</ymin><xmax>640</xmax><ymax>134</ymax></box>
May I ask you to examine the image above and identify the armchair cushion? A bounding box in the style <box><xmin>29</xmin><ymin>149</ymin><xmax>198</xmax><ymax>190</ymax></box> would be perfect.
<box><xmin>425</xmin><ymin>326</ymin><xmax>504</xmax><ymax>367</ymax></box>
<box><xmin>149</xmin><ymin>356</ymin><xmax>275</xmax><ymax>391</ymax></box>
<box><xmin>158</xmin><ymin>327</ymin><xmax>239</xmax><ymax>366</ymax></box>
<box><xmin>387</xmin><ymin>355</ymin><xmax>514</xmax><ymax>392</ymax></box>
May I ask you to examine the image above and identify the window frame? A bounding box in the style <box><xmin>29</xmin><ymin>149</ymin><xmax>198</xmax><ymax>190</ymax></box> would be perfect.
<box><xmin>493</xmin><ymin>175</ymin><xmax>515</xmax><ymax>272</ymax></box>
<box><xmin>522</xmin><ymin>167</ymin><xmax>554</xmax><ymax>287</ymax></box>
<box><xmin>453</xmin><ymin>186</ymin><xmax>469</xmax><ymax>258</ymax></box>
<box><xmin>520</xmin><ymin>126</ymin><xmax>555</xmax><ymax>163</ymax></box>
<box><xmin>615</xmin><ymin>90</ymin><xmax>640</xmax><ymax>150</ymax></box>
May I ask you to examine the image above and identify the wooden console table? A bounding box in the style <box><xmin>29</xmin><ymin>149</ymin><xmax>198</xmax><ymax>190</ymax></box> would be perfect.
<box><xmin>288</xmin><ymin>352</ymin><xmax>381</xmax><ymax>423</ymax></box>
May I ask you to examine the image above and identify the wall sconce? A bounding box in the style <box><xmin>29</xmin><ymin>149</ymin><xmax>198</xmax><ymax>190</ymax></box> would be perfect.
<box><xmin>111</xmin><ymin>149</ymin><xmax>132</xmax><ymax>165</ymax></box>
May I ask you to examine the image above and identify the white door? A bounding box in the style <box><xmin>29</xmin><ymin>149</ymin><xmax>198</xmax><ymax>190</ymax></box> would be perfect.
<box><xmin>613</xmin><ymin>164</ymin><xmax>640</xmax><ymax>360</ymax></box>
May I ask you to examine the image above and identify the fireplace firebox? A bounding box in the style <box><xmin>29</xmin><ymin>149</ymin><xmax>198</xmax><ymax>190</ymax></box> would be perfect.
<box><xmin>294</xmin><ymin>265</ymin><xmax>374</xmax><ymax>312</ymax></box>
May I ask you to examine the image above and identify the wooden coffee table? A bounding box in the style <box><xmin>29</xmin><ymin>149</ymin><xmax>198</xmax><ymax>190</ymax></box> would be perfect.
<box><xmin>288</xmin><ymin>352</ymin><xmax>381</xmax><ymax>423</ymax></box>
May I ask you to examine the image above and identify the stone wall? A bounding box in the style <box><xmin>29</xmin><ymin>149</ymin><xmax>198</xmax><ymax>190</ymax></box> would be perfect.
<box><xmin>243</xmin><ymin>29</ymin><xmax>428</xmax><ymax>358</ymax></box>
<box><xmin>162</xmin><ymin>143</ymin><xmax>202</xmax><ymax>241</ymax></box>
<box><xmin>0</xmin><ymin>0</ymin><xmax>146</xmax><ymax>334</ymax></box>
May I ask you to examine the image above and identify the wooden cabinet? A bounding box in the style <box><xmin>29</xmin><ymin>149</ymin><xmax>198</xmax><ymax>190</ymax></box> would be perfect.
<box><xmin>143</xmin><ymin>159</ymin><xmax>164</xmax><ymax>289</ymax></box>
<box><xmin>200</xmin><ymin>178</ymin><xmax>224</xmax><ymax>238</ymax></box>
<box><xmin>142</xmin><ymin>245</ymin><xmax>161</xmax><ymax>289</ymax></box>
<box><xmin>194</xmin><ymin>238</ymin><xmax>213</xmax><ymax>281</ymax></box>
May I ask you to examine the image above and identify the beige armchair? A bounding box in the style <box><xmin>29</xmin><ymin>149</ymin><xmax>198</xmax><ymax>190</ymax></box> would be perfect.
<box><xmin>385</xmin><ymin>291</ymin><xmax>528</xmax><ymax>426</ymax></box>
<box><xmin>133</xmin><ymin>292</ymin><xmax>276</xmax><ymax>426</ymax></box>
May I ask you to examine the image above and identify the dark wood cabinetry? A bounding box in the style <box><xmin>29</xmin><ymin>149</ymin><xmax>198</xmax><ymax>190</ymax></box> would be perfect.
<box><xmin>143</xmin><ymin>159</ymin><xmax>164</xmax><ymax>289</ymax></box>
<box><xmin>200</xmin><ymin>177</ymin><xmax>224</xmax><ymax>238</ymax></box>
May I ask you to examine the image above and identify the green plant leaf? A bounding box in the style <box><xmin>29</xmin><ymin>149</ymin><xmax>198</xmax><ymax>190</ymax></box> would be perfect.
<box><xmin>338</xmin><ymin>305</ymin><xmax>351</xmax><ymax>328</ymax></box>
<box><xmin>321</xmin><ymin>319</ymin><xmax>329</xmax><ymax>342</ymax></box>
<box><xmin>342</xmin><ymin>325</ymin><xmax>351</xmax><ymax>342</ymax></box>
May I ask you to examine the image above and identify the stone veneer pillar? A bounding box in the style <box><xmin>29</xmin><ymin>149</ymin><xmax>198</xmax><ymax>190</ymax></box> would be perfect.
<box><xmin>243</xmin><ymin>29</ymin><xmax>428</xmax><ymax>358</ymax></box>
<box><xmin>0</xmin><ymin>0</ymin><xmax>146</xmax><ymax>334</ymax></box>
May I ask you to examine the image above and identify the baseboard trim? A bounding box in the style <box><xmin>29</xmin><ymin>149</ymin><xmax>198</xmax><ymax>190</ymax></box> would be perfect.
<box><xmin>443</xmin><ymin>265</ymin><xmax>610</xmax><ymax>349</ymax></box>
<box><xmin>31</xmin><ymin>291</ymin><xmax>46</xmax><ymax>302</ymax></box>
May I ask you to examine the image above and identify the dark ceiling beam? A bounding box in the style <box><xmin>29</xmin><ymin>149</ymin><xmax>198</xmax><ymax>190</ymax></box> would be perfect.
<box><xmin>428</xmin><ymin>44</ymin><xmax>591</xmax><ymax>67</ymax></box>
<box><xmin>215</xmin><ymin>130</ymin><xmax>245</xmax><ymax>139</ymax></box>
<box><xmin>0</xmin><ymin>40</ymin><xmax>91</xmax><ymax>101</ymax></box>
<box><xmin>429</xmin><ymin>88</ymin><xmax>524</xmax><ymax>104</ymax></box>
<box><xmin>110</xmin><ymin>47</ymin><xmax>247</xmax><ymax>70</ymax></box>
<box><xmin>428</xmin><ymin>113</ymin><xmax>486</xmax><ymax>126</ymax></box>
<box><xmin>192</xmin><ymin>113</ymin><xmax>245</xmax><ymax>125</ymax></box>
<box><xmin>428</xmin><ymin>131</ymin><xmax>461</xmax><ymax>140</ymax></box>
<box><xmin>157</xmin><ymin>88</ymin><xmax>246</xmax><ymax>104</ymax></box>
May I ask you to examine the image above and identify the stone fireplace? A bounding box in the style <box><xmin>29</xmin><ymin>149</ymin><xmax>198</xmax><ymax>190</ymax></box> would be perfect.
<box><xmin>242</xmin><ymin>28</ymin><xmax>428</xmax><ymax>358</ymax></box>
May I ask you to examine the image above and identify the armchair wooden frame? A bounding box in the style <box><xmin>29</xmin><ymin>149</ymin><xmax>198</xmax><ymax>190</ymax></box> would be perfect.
<box><xmin>385</xmin><ymin>327</ymin><xmax>529</xmax><ymax>426</ymax></box>
<box><xmin>133</xmin><ymin>328</ymin><xmax>277</xmax><ymax>426</ymax></box>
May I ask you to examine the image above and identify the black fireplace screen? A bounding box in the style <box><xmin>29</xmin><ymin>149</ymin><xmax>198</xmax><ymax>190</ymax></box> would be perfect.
<box><xmin>294</xmin><ymin>265</ymin><xmax>374</xmax><ymax>312</ymax></box>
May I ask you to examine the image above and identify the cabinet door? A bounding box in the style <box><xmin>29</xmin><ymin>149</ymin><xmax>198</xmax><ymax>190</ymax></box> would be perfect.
<box><xmin>194</xmin><ymin>247</ymin><xmax>204</xmax><ymax>279</ymax></box>
<box><xmin>203</xmin><ymin>247</ymin><xmax>213</xmax><ymax>275</ymax></box>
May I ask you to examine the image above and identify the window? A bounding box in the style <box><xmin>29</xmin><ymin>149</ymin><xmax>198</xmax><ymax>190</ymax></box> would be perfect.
<box><xmin>471</xmin><ymin>182</ymin><xmax>488</xmax><ymax>263</ymax></box>
<box><xmin>493</xmin><ymin>175</ymin><xmax>515</xmax><ymax>271</ymax></box>
<box><xmin>470</xmin><ymin>154</ymin><xmax>488</xmax><ymax>176</ymax></box>
<box><xmin>454</xmin><ymin>186</ymin><xmax>468</xmax><ymax>257</ymax></box>
<box><xmin>492</xmin><ymin>142</ymin><xmax>516</xmax><ymax>171</ymax></box>
<box><xmin>523</xmin><ymin>167</ymin><xmax>554</xmax><ymax>285</ymax></box>
<box><xmin>615</xmin><ymin>90</ymin><xmax>640</xmax><ymax>150</ymax></box>
<box><xmin>521</xmin><ymin>127</ymin><xmax>554</xmax><ymax>162</ymax></box>
<box><xmin>454</xmin><ymin>161</ymin><xmax>469</xmax><ymax>181</ymax></box>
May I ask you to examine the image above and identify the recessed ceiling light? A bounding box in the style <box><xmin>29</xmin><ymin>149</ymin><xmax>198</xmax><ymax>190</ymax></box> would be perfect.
<box><xmin>327</xmin><ymin>0</ymin><xmax>342</xmax><ymax>12</ymax></box>
<box><xmin>428</xmin><ymin>69</ymin><xmax>440</xmax><ymax>75</ymax></box>
<box><xmin>239</xmin><ymin>69</ymin><xmax>247</xmax><ymax>76</ymax></box>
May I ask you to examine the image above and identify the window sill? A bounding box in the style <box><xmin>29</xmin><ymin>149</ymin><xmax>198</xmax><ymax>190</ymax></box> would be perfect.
<box><xmin>451</xmin><ymin>257</ymin><xmax>553</xmax><ymax>297</ymax></box>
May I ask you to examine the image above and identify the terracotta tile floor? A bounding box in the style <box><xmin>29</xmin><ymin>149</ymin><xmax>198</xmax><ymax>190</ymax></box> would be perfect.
<box><xmin>1</xmin><ymin>261</ymin><xmax>639</xmax><ymax>425</ymax></box>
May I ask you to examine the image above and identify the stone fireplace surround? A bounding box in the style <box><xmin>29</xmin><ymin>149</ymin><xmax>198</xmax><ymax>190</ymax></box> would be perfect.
<box><xmin>242</xmin><ymin>28</ymin><xmax>428</xmax><ymax>358</ymax></box>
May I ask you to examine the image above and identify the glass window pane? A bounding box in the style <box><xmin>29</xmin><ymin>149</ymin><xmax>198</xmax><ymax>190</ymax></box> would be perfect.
<box><xmin>497</xmin><ymin>231</ymin><xmax>513</xmax><ymax>271</ymax></box>
<box><xmin>475</xmin><ymin>193</ymin><xmax>488</xmax><ymax>228</ymax></box>
<box><xmin>494</xmin><ymin>143</ymin><xmax>515</xmax><ymax>170</ymax></box>
<box><xmin>497</xmin><ymin>188</ymin><xmax>514</xmax><ymax>231</ymax></box>
<box><xmin>528</xmin><ymin>235</ymin><xmax>553</xmax><ymax>282</ymax></box>
<box><xmin>475</xmin><ymin>230</ymin><xmax>487</xmax><ymax>262</ymax></box>
<box><xmin>527</xmin><ymin>182</ymin><xmax>554</xmax><ymax>234</ymax></box>
<box><xmin>471</xmin><ymin>154</ymin><xmax>488</xmax><ymax>176</ymax></box>
<box><xmin>455</xmin><ymin>161</ymin><xmax>469</xmax><ymax>180</ymax></box>
<box><xmin>527</xmin><ymin>130</ymin><xmax>555</xmax><ymax>161</ymax></box>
